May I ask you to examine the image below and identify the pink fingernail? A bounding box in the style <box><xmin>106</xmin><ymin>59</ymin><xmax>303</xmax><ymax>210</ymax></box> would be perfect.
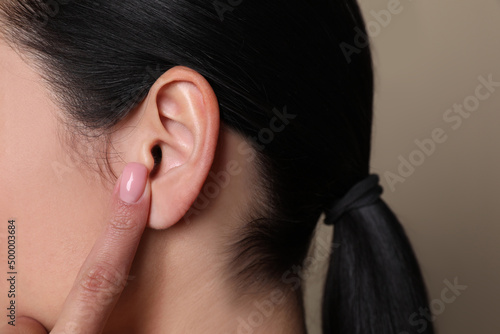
<box><xmin>119</xmin><ymin>163</ymin><xmax>148</xmax><ymax>204</ymax></box>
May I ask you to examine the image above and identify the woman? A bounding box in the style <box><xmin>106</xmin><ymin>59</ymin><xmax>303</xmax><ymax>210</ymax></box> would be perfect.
<box><xmin>0</xmin><ymin>0</ymin><xmax>434</xmax><ymax>333</ymax></box>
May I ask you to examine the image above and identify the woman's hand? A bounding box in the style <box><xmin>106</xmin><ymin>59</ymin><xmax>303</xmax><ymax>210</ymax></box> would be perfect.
<box><xmin>1</xmin><ymin>162</ymin><xmax>151</xmax><ymax>334</ymax></box>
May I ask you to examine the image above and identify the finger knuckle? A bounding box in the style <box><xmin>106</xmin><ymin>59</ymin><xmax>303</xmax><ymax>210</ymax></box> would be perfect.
<box><xmin>63</xmin><ymin>321</ymin><xmax>82</xmax><ymax>334</ymax></box>
<box><xmin>109</xmin><ymin>203</ymin><xmax>137</xmax><ymax>233</ymax></box>
<box><xmin>79</xmin><ymin>264</ymin><xmax>126</xmax><ymax>302</ymax></box>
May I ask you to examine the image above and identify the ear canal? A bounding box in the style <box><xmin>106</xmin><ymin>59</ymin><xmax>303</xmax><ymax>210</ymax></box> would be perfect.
<box><xmin>150</xmin><ymin>145</ymin><xmax>163</xmax><ymax>177</ymax></box>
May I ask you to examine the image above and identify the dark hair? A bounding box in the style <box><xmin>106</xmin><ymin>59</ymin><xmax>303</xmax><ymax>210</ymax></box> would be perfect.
<box><xmin>0</xmin><ymin>1</ymin><xmax>434</xmax><ymax>333</ymax></box>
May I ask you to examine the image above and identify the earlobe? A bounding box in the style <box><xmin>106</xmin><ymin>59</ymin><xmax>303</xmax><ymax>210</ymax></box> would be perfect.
<box><xmin>116</xmin><ymin>66</ymin><xmax>220</xmax><ymax>230</ymax></box>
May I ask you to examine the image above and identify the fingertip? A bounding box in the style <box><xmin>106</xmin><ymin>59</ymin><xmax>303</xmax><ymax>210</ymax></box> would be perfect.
<box><xmin>119</xmin><ymin>162</ymin><xmax>149</xmax><ymax>204</ymax></box>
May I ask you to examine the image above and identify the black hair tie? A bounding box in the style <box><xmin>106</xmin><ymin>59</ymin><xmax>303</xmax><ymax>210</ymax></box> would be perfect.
<box><xmin>324</xmin><ymin>174</ymin><xmax>383</xmax><ymax>225</ymax></box>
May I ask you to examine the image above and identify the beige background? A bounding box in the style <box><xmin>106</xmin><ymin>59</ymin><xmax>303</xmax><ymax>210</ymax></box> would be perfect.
<box><xmin>304</xmin><ymin>1</ymin><xmax>500</xmax><ymax>333</ymax></box>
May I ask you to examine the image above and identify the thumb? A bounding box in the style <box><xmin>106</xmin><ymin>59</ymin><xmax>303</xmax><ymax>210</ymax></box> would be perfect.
<box><xmin>0</xmin><ymin>317</ymin><xmax>47</xmax><ymax>334</ymax></box>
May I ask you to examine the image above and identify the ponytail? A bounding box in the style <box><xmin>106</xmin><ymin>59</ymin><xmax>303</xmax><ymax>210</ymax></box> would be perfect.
<box><xmin>322</xmin><ymin>176</ymin><xmax>434</xmax><ymax>334</ymax></box>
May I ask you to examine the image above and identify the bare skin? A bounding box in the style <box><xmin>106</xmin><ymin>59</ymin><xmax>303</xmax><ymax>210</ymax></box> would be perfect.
<box><xmin>0</xmin><ymin>35</ymin><xmax>306</xmax><ymax>334</ymax></box>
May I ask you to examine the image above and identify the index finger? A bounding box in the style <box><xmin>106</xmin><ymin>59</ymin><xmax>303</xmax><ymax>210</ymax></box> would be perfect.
<box><xmin>51</xmin><ymin>163</ymin><xmax>151</xmax><ymax>334</ymax></box>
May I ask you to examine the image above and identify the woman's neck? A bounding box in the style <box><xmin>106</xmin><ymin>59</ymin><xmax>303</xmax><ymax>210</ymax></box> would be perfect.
<box><xmin>103</xmin><ymin>222</ymin><xmax>307</xmax><ymax>334</ymax></box>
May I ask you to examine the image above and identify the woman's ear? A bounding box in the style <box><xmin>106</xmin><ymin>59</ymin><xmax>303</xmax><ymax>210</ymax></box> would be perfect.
<box><xmin>110</xmin><ymin>66</ymin><xmax>220</xmax><ymax>229</ymax></box>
